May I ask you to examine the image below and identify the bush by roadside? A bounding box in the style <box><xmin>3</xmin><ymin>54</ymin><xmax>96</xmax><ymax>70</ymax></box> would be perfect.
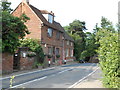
<box><xmin>96</xmin><ymin>29</ymin><xmax>120</xmax><ymax>88</ymax></box>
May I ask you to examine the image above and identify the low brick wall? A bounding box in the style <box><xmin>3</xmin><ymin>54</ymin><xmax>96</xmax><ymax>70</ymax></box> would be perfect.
<box><xmin>2</xmin><ymin>53</ymin><xmax>13</xmax><ymax>74</ymax></box>
<box><xmin>20</xmin><ymin>57</ymin><xmax>35</xmax><ymax>70</ymax></box>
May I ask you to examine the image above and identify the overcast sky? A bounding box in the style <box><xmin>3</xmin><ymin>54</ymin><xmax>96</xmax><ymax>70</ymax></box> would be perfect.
<box><xmin>8</xmin><ymin>0</ymin><xmax>119</xmax><ymax>32</ymax></box>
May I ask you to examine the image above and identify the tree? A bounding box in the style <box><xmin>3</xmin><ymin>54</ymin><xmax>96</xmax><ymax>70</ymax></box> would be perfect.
<box><xmin>2</xmin><ymin>1</ymin><xmax>30</xmax><ymax>53</ymax></box>
<box><xmin>80</xmin><ymin>32</ymin><xmax>98</xmax><ymax>61</ymax></box>
<box><xmin>2</xmin><ymin>0</ymin><xmax>13</xmax><ymax>13</ymax></box>
<box><xmin>101</xmin><ymin>17</ymin><xmax>115</xmax><ymax>32</ymax></box>
<box><xmin>64</xmin><ymin>20</ymin><xmax>87</xmax><ymax>60</ymax></box>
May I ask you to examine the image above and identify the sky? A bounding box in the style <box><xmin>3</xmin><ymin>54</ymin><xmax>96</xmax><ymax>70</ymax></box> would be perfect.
<box><xmin>8</xmin><ymin>0</ymin><xmax>120</xmax><ymax>32</ymax></box>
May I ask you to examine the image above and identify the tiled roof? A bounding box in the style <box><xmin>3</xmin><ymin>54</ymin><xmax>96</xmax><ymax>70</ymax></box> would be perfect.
<box><xmin>53</xmin><ymin>22</ymin><xmax>74</xmax><ymax>41</ymax></box>
<box><xmin>29</xmin><ymin>5</ymin><xmax>62</xmax><ymax>32</ymax></box>
<box><xmin>40</xmin><ymin>10</ymin><xmax>54</xmax><ymax>16</ymax></box>
<box><xmin>29</xmin><ymin>4</ymin><xmax>74</xmax><ymax>41</ymax></box>
<box><xmin>40</xmin><ymin>10</ymin><xmax>50</xmax><ymax>14</ymax></box>
<box><xmin>64</xmin><ymin>31</ymin><xmax>74</xmax><ymax>42</ymax></box>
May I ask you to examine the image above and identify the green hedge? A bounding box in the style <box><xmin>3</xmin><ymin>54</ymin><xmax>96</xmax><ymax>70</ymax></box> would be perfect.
<box><xmin>96</xmin><ymin>29</ymin><xmax>120</xmax><ymax>88</ymax></box>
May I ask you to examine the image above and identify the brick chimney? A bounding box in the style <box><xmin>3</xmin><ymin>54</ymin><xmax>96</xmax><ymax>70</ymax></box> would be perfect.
<box><xmin>22</xmin><ymin>0</ymin><xmax>29</xmax><ymax>4</ymax></box>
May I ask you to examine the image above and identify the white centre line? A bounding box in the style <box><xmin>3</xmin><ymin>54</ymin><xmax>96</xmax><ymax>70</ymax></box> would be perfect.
<box><xmin>58</xmin><ymin>69</ymin><xmax>73</xmax><ymax>74</ymax></box>
<box><xmin>10</xmin><ymin>69</ymin><xmax>72</xmax><ymax>88</ymax></box>
<box><xmin>4</xmin><ymin>63</ymin><xmax>96</xmax><ymax>89</ymax></box>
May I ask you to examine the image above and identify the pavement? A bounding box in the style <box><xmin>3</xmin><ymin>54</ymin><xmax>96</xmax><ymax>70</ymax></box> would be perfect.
<box><xmin>73</xmin><ymin>67</ymin><xmax>104</xmax><ymax>88</ymax></box>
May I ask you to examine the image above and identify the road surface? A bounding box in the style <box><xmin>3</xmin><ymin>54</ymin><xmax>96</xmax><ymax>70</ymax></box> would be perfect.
<box><xmin>1</xmin><ymin>63</ymin><xmax>98</xmax><ymax>89</ymax></box>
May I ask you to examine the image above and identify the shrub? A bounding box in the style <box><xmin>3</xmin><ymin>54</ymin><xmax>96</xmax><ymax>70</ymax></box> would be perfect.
<box><xmin>56</xmin><ymin>55</ymin><xmax>60</xmax><ymax>58</ymax></box>
<box><xmin>96</xmin><ymin>29</ymin><xmax>120</xmax><ymax>88</ymax></box>
<box><xmin>47</xmin><ymin>55</ymin><xmax>52</xmax><ymax>58</ymax></box>
<box><xmin>20</xmin><ymin>38</ymin><xmax>45</xmax><ymax>63</ymax></box>
<box><xmin>27</xmin><ymin>52</ymin><xmax>36</xmax><ymax>57</ymax></box>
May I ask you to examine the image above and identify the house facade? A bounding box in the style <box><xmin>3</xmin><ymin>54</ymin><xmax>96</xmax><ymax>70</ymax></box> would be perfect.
<box><xmin>12</xmin><ymin>0</ymin><xmax>74</xmax><ymax>67</ymax></box>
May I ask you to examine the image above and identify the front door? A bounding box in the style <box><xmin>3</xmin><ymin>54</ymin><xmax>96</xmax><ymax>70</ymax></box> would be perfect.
<box><xmin>13</xmin><ymin>53</ymin><xmax>20</xmax><ymax>70</ymax></box>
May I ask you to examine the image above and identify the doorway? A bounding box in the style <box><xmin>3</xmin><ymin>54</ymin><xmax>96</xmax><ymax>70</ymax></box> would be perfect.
<box><xmin>52</xmin><ymin>46</ymin><xmax>55</xmax><ymax>62</ymax></box>
<box><xmin>13</xmin><ymin>52</ymin><xmax>20</xmax><ymax>70</ymax></box>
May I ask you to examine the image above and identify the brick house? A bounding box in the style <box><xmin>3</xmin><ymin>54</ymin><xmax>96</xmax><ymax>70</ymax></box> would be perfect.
<box><xmin>11</xmin><ymin>0</ymin><xmax>74</xmax><ymax>68</ymax></box>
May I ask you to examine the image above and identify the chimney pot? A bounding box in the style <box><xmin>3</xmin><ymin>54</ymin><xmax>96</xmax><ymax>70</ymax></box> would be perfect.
<box><xmin>22</xmin><ymin>0</ymin><xmax>29</xmax><ymax>4</ymax></box>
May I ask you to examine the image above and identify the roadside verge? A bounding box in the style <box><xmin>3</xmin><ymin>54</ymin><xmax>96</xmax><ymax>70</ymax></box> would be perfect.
<box><xmin>69</xmin><ymin>67</ymin><xmax>104</xmax><ymax>88</ymax></box>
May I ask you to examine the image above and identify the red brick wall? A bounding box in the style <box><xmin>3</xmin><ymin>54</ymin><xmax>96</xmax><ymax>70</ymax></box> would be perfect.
<box><xmin>12</xmin><ymin>3</ymin><xmax>42</xmax><ymax>40</ymax></box>
<box><xmin>2</xmin><ymin>53</ymin><xmax>13</xmax><ymax>74</ymax></box>
<box><xmin>64</xmin><ymin>40</ymin><xmax>74</xmax><ymax>61</ymax></box>
<box><xmin>20</xmin><ymin>57</ymin><xmax>35</xmax><ymax>70</ymax></box>
<box><xmin>41</xmin><ymin>26</ymin><xmax>63</xmax><ymax>63</ymax></box>
<box><xmin>41</xmin><ymin>26</ymin><xmax>63</xmax><ymax>48</ymax></box>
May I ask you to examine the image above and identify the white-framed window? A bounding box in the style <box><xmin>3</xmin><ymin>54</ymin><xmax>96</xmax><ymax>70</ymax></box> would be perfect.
<box><xmin>47</xmin><ymin>28</ymin><xmax>53</xmax><ymax>37</ymax></box>
<box><xmin>71</xmin><ymin>42</ymin><xmax>73</xmax><ymax>46</ymax></box>
<box><xmin>56</xmin><ymin>48</ymin><xmax>59</xmax><ymax>55</ymax></box>
<box><xmin>65</xmin><ymin>49</ymin><xmax>69</xmax><ymax>57</ymax></box>
<box><xmin>67</xmin><ymin>40</ymin><xmax>69</xmax><ymax>45</ymax></box>
<box><xmin>48</xmin><ymin>47</ymin><xmax>52</xmax><ymax>55</ymax></box>
<box><xmin>48</xmin><ymin>14</ymin><xmax>53</xmax><ymax>23</ymax></box>
<box><xmin>70</xmin><ymin>49</ymin><xmax>73</xmax><ymax>57</ymax></box>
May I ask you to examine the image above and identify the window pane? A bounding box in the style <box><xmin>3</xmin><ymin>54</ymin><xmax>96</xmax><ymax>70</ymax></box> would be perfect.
<box><xmin>67</xmin><ymin>40</ymin><xmax>69</xmax><ymax>45</ymax></box>
<box><xmin>48</xmin><ymin>47</ymin><xmax>52</xmax><ymax>55</ymax></box>
<box><xmin>48</xmin><ymin>28</ymin><xmax>53</xmax><ymax>37</ymax></box>
<box><xmin>70</xmin><ymin>49</ymin><xmax>73</xmax><ymax>57</ymax></box>
<box><xmin>71</xmin><ymin>42</ymin><xmax>73</xmax><ymax>46</ymax></box>
<box><xmin>56</xmin><ymin>48</ymin><xmax>59</xmax><ymax>55</ymax></box>
<box><xmin>56</xmin><ymin>32</ymin><xmax>60</xmax><ymax>39</ymax></box>
<box><xmin>48</xmin><ymin>14</ymin><xmax>53</xmax><ymax>23</ymax></box>
<box><xmin>66</xmin><ymin>49</ymin><xmax>69</xmax><ymax>57</ymax></box>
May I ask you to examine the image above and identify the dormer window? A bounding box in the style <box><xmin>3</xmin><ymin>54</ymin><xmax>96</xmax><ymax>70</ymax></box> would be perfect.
<box><xmin>48</xmin><ymin>14</ymin><xmax>53</xmax><ymax>23</ymax></box>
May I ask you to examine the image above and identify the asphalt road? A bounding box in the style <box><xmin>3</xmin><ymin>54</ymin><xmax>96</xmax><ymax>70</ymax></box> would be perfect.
<box><xmin>1</xmin><ymin>63</ymin><xmax>98</xmax><ymax>89</ymax></box>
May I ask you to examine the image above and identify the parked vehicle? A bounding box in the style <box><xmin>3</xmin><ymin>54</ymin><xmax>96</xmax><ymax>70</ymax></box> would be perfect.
<box><xmin>79</xmin><ymin>59</ymin><xmax>85</xmax><ymax>63</ymax></box>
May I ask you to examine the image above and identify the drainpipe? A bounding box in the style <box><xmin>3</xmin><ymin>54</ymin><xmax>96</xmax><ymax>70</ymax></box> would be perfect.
<box><xmin>62</xmin><ymin>36</ymin><xmax>65</xmax><ymax>64</ymax></box>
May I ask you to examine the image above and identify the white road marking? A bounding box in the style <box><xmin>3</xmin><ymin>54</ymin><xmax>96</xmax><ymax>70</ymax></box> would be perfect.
<box><xmin>58</xmin><ymin>69</ymin><xmax>72</xmax><ymax>74</ymax></box>
<box><xmin>2</xmin><ymin>63</ymin><xmax>97</xmax><ymax>89</ymax></box>
<box><xmin>1</xmin><ymin>67</ymin><xmax>55</xmax><ymax>80</ymax></box>
<box><xmin>1</xmin><ymin>63</ymin><xmax>78</xmax><ymax>80</ymax></box>
<box><xmin>11</xmin><ymin>76</ymin><xmax>47</xmax><ymax>88</ymax></box>
<box><xmin>1</xmin><ymin>63</ymin><xmax>95</xmax><ymax>80</ymax></box>
<box><xmin>68</xmin><ymin>66</ymin><xmax>99</xmax><ymax>89</ymax></box>
<box><xmin>10</xmin><ymin>69</ymin><xmax>72</xmax><ymax>88</ymax></box>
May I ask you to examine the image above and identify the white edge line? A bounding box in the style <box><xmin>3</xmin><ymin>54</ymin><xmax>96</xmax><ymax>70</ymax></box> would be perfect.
<box><xmin>10</xmin><ymin>76</ymin><xmax>47</xmax><ymax>88</ymax></box>
<box><xmin>68</xmin><ymin>67</ymin><xmax>99</xmax><ymax>88</ymax></box>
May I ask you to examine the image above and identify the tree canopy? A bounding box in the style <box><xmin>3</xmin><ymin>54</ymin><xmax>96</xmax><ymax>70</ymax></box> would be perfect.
<box><xmin>2</xmin><ymin>1</ymin><xmax>30</xmax><ymax>53</ymax></box>
<box><xmin>64</xmin><ymin>20</ymin><xmax>87</xmax><ymax>60</ymax></box>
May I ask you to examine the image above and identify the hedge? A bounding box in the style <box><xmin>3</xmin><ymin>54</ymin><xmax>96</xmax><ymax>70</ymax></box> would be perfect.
<box><xmin>96</xmin><ymin>29</ymin><xmax>120</xmax><ymax>88</ymax></box>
